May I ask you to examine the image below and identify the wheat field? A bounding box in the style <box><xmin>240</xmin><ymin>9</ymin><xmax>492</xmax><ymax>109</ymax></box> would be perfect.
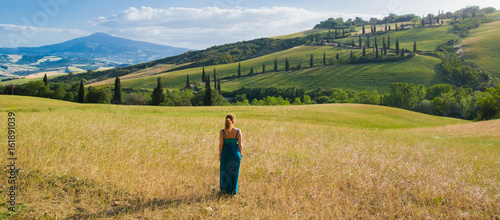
<box><xmin>0</xmin><ymin>95</ymin><xmax>499</xmax><ymax>219</ymax></box>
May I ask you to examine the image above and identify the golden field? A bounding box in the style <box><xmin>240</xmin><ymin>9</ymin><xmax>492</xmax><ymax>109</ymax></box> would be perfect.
<box><xmin>0</xmin><ymin>95</ymin><xmax>499</xmax><ymax>219</ymax></box>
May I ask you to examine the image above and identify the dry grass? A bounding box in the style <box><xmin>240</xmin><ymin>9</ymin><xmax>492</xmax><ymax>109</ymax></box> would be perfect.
<box><xmin>0</xmin><ymin>96</ymin><xmax>499</xmax><ymax>219</ymax></box>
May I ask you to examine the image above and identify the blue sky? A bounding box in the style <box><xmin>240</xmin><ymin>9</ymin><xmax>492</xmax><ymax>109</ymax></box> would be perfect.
<box><xmin>0</xmin><ymin>0</ymin><xmax>498</xmax><ymax>50</ymax></box>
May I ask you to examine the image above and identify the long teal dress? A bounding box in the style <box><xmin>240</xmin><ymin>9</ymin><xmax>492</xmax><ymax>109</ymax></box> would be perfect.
<box><xmin>220</xmin><ymin>129</ymin><xmax>241</xmax><ymax>195</ymax></box>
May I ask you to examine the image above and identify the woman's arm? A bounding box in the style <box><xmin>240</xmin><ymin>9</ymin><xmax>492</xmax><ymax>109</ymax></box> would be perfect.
<box><xmin>238</xmin><ymin>130</ymin><xmax>243</xmax><ymax>156</ymax></box>
<box><xmin>219</xmin><ymin>130</ymin><xmax>224</xmax><ymax>159</ymax></box>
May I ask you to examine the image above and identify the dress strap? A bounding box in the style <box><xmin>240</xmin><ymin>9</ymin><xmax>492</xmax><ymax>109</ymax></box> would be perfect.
<box><xmin>222</xmin><ymin>129</ymin><xmax>227</xmax><ymax>139</ymax></box>
<box><xmin>235</xmin><ymin>129</ymin><xmax>240</xmax><ymax>138</ymax></box>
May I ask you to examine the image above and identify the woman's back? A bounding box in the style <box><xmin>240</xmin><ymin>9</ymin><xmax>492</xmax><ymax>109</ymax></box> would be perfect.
<box><xmin>219</xmin><ymin>114</ymin><xmax>242</xmax><ymax>195</ymax></box>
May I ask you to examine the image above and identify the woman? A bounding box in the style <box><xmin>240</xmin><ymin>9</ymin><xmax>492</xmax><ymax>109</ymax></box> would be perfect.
<box><xmin>219</xmin><ymin>114</ymin><xmax>243</xmax><ymax>195</ymax></box>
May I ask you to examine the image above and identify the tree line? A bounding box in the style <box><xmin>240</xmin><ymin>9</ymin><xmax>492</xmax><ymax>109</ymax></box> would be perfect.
<box><xmin>3</xmin><ymin>75</ymin><xmax>498</xmax><ymax>121</ymax></box>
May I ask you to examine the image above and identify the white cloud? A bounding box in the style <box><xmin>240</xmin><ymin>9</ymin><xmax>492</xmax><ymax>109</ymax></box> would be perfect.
<box><xmin>0</xmin><ymin>24</ymin><xmax>91</xmax><ymax>48</ymax></box>
<box><xmin>91</xmin><ymin>6</ymin><xmax>379</xmax><ymax>49</ymax></box>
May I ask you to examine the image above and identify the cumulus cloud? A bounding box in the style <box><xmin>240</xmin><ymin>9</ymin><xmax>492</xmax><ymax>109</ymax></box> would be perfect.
<box><xmin>0</xmin><ymin>24</ymin><xmax>91</xmax><ymax>48</ymax></box>
<box><xmin>91</xmin><ymin>6</ymin><xmax>378</xmax><ymax>49</ymax></box>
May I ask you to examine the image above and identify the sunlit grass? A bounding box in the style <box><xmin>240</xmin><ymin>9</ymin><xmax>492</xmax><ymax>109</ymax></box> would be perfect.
<box><xmin>463</xmin><ymin>11</ymin><xmax>500</xmax><ymax>78</ymax></box>
<box><xmin>0</xmin><ymin>96</ymin><xmax>498</xmax><ymax>219</ymax></box>
<box><xmin>102</xmin><ymin>46</ymin><xmax>443</xmax><ymax>94</ymax></box>
<box><xmin>222</xmin><ymin>55</ymin><xmax>443</xmax><ymax>93</ymax></box>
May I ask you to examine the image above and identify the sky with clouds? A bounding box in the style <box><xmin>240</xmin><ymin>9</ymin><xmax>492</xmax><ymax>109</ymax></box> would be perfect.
<box><xmin>0</xmin><ymin>0</ymin><xmax>498</xmax><ymax>50</ymax></box>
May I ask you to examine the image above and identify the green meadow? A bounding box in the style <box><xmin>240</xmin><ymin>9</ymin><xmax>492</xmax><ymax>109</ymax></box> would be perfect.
<box><xmin>462</xmin><ymin>11</ymin><xmax>500</xmax><ymax>77</ymax></box>
<box><xmin>92</xmin><ymin>46</ymin><xmax>443</xmax><ymax>94</ymax></box>
<box><xmin>337</xmin><ymin>25</ymin><xmax>460</xmax><ymax>52</ymax></box>
<box><xmin>222</xmin><ymin>55</ymin><xmax>443</xmax><ymax>93</ymax></box>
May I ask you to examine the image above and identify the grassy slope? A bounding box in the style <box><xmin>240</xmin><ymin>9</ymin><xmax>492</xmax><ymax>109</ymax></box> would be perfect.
<box><xmin>0</xmin><ymin>74</ymin><xmax>66</xmax><ymax>86</ymax></box>
<box><xmin>336</xmin><ymin>24</ymin><xmax>459</xmax><ymax>52</ymax></box>
<box><xmin>99</xmin><ymin>46</ymin><xmax>443</xmax><ymax>93</ymax></box>
<box><xmin>1</xmin><ymin>95</ymin><xmax>499</xmax><ymax>219</ymax></box>
<box><xmin>223</xmin><ymin>55</ymin><xmax>443</xmax><ymax>93</ymax></box>
<box><xmin>92</xmin><ymin>24</ymin><xmax>455</xmax><ymax>92</ymax></box>
<box><xmin>462</xmin><ymin>11</ymin><xmax>500</xmax><ymax>77</ymax></box>
<box><xmin>273</xmin><ymin>29</ymin><xmax>330</xmax><ymax>39</ymax></box>
<box><xmin>0</xmin><ymin>95</ymin><xmax>463</xmax><ymax>129</ymax></box>
<box><xmin>106</xmin><ymin>46</ymin><xmax>356</xmax><ymax>90</ymax></box>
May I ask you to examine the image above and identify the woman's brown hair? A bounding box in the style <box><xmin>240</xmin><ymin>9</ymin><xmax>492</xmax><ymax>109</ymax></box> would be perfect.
<box><xmin>225</xmin><ymin>114</ymin><xmax>235</xmax><ymax>131</ymax></box>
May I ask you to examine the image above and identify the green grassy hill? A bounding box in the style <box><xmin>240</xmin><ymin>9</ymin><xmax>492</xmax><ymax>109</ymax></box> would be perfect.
<box><xmin>86</xmin><ymin>22</ymin><xmax>461</xmax><ymax>93</ymax></box>
<box><xmin>222</xmin><ymin>55</ymin><xmax>443</xmax><ymax>93</ymax></box>
<box><xmin>93</xmin><ymin>45</ymin><xmax>354</xmax><ymax>89</ymax></box>
<box><xmin>337</xmin><ymin>25</ymin><xmax>459</xmax><ymax>52</ymax></box>
<box><xmin>1</xmin><ymin>95</ymin><xmax>499</xmax><ymax>219</ymax></box>
<box><xmin>93</xmin><ymin>45</ymin><xmax>443</xmax><ymax>93</ymax></box>
<box><xmin>462</xmin><ymin>11</ymin><xmax>500</xmax><ymax>77</ymax></box>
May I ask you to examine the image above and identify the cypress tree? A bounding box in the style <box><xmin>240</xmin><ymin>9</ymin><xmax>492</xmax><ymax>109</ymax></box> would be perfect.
<box><xmin>285</xmin><ymin>58</ymin><xmax>290</xmax><ymax>71</ymax></box>
<box><xmin>389</xmin><ymin>25</ymin><xmax>391</xmax><ymax>31</ymax></box>
<box><xmin>310</xmin><ymin>54</ymin><xmax>314</xmax><ymax>68</ymax></box>
<box><xmin>413</xmin><ymin>41</ymin><xmax>417</xmax><ymax>53</ymax></box>
<box><xmin>78</xmin><ymin>80</ymin><xmax>85</xmax><ymax>103</ymax></box>
<box><xmin>385</xmin><ymin>24</ymin><xmax>387</xmax><ymax>31</ymax></box>
<box><xmin>359</xmin><ymin>36</ymin><xmax>362</xmax><ymax>49</ymax></box>
<box><xmin>323</xmin><ymin>52</ymin><xmax>326</xmax><ymax>65</ymax></box>
<box><xmin>204</xmin><ymin>75</ymin><xmax>212</xmax><ymax>106</ymax></box>
<box><xmin>238</xmin><ymin>63</ymin><xmax>241</xmax><ymax>78</ymax></box>
<box><xmin>350</xmin><ymin>50</ymin><xmax>353</xmax><ymax>59</ymax></box>
<box><xmin>202</xmin><ymin>67</ymin><xmax>206</xmax><ymax>83</ymax></box>
<box><xmin>375</xmin><ymin>37</ymin><xmax>378</xmax><ymax>51</ymax></box>
<box><xmin>114</xmin><ymin>75</ymin><xmax>121</xmax><ymax>104</ymax></box>
<box><xmin>213</xmin><ymin>69</ymin><xmax>217</xmax><ymax>90</ymax></box>
<box><xmin>186</xmin><ymin>74</ymin><xmax>190</xmax><ymax>88</ymax></box>
<box><xmin>362</xmin><ymin>25</ymin><xmax>365</xmax><ymax>34</ymax></box>
<box><xmin>362</xmin><ymin>46</ymin><xmax>366</xmax><ymax>57</ymax></box>
<box><xmin>262</xmin><ymin>62</ymin><xmax>266</xmax><ymax>73</ymax></box>
<box><xmin>274</xmin><ymin>58</ymin><xmax>278</xmax><ymax>72</ymax></box>
<box><xmin>395</xmin><ymin>38</ymin><xmax>400</xmax><ymax>55</ymax></box>
<box><xmin>336</xmin><ymin>53</ymin><xmax>339</xmax><ymax>61</ymax></box>
<box><xmin>43</xmin><ymin>74</ymin><xmax>48</xmax><ymax>86</ymax></box>
<box><xmin>367</xmin><ymin>36</ymin><xmax>370</xmax><ymax>48</ymax></box>
<box><xmin>388</xmin><ymin>35</ymin><xmax>391</xmax><ymax>49</ymax></box>
<box><xmin>383</xmin><ymin>37</ymin><xmax>387</xmax><ymax>55</ymax></box>
<box><xmin>342</xmin><ymin>29</ymin><xmax>345</xmax><ymax>37</ymax></box>
<box><xmin>218</xmin><ymin>78</ymin><xmax>221</xmax><ymax>95</ymax></box>
<box><xmin>152</xmin><ymin>77</ymin><xmax>165</xmax><ymax>106</ymax></box>
<box><xmin>401</xmin><ymin>48</ymin><xmax>405</xmax><ymax>58</ymax></box>
<box><xmin>395</xmin><ymin>23</ymin><xmax>398</xmax><ymax>30</ymax></box>
<box><xmin>436</xmin><ymin>15</ymin><xmax>440</xmax><ymax>24</ymax></box>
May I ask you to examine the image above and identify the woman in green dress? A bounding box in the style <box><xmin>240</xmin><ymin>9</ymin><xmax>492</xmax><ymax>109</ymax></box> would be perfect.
<box><xmin>219</xmin><ymin>114</ymin><xmax>243</xmax><ymax>195</ymax></box>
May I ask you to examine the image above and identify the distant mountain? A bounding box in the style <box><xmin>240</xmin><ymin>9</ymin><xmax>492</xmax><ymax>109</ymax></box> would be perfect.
<box><xmin>0</xmin><ymin>33</ymin><xmax>192</xmax><ymax>64</ymax></box>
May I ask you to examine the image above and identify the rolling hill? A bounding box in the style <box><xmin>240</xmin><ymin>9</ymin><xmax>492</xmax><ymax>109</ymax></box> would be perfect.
<box><xmin>92</xmin><ymin>44</ymin><xmax>443</xmax><ymax>94</ymax></box>
<box><xmin>462</xmin><ymin>11</ymin><xmax>500</xmax><ymax>77</ymax></box>
<box><xmin>84</xmin><ymin>19</ymin><xmax>465</xmax><ymax>93</ymax></box>
<box><xmin>1</xmin><ymin>95</ymin><xmax>498</xmax><ymax>218</ymax></box>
